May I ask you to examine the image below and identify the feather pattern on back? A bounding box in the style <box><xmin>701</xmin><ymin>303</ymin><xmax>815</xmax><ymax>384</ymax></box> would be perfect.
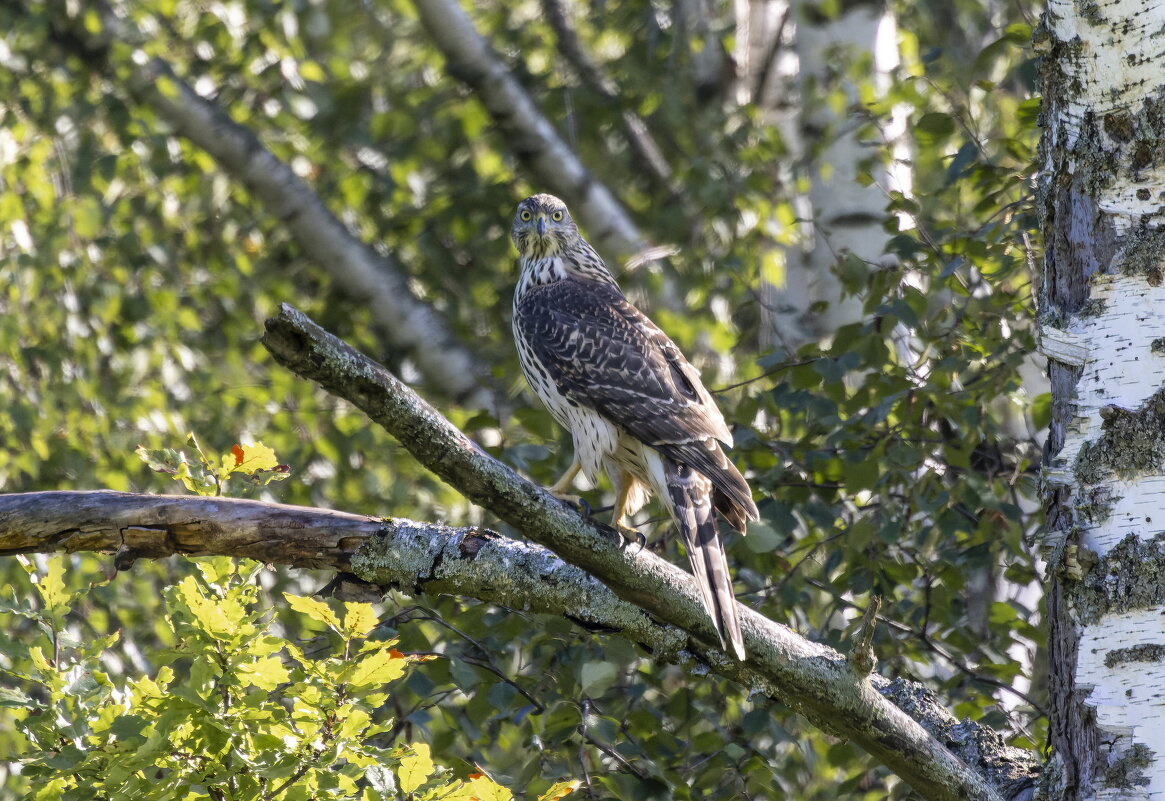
<box><xmin>510</xmin><ymin>193</ymin><xmax>756</xmax><ymax>659</ymax></box>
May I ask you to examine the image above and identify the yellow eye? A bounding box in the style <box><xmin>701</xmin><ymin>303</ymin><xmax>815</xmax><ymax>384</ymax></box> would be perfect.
<box><xmin>551</xmin><ymin>211</ymin><xmax>564</xmax><ymax>222</ymax></box>
<box><xmin>520</xmin><ymin>210</ymin><xmax>532</xmax><ymax>221</ymax></box>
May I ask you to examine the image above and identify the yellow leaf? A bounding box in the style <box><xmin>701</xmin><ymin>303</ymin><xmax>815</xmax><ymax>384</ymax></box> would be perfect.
<box><xmin>237</xmin><ymin>656</ymin><xmax>290</xmax><ymax>691</ymax></box>
<box><xmin>36</xmin><ymin>557</ymin><xmax>68</xmax><ymax>613</ymax></box>
<box><xmin>175</xmin><ymin>461</ymin><xmax>198</xmax><ymax>493</ymax></box>
<box><xmin>284</xmin><ymin>593</ymin><xmax>342</xmax><ymax>632</ymax></box>
<box><xmin>458</xmin><ymin>775</ymin><xmax>512</xmax><ymax>801</ymax></box>
<box><xmin>397</xmin><ymin>742</ymin><xmax>435</xmax><ymax>794</ymax></box>
<box><xmin>299</xmin><ymin>60</ymin><xmax>326</xmax><ymax>82</ymax></box>
<box><xmin>342</xmin><ymin>602</ymin><xmax>379</xmax><ymax>638</ymax></box>
<box><xmin>345</xmin><ymin>649</ymin><xmax>407</xmax><ymax>688</ymax></box>
<box><xmin>537</xmin><ymin>780</ymin><xmax>581</xmax><ymax>801</ymax></box>
<box><xmin>29</xmin><ymin>646</ymin><xmax>51</xmax><ymax>672</ymax></box>
<box><xmin>761</xmin><ymin>249</ymin><xmax>786</xmax><ymax>288</ymax></box>
<box><xmin>231</xmin><ymin>441</ymin><xmax>279</xmax><ymax>474</ymax></box>
<box><xmin>337</xmin><ymin>706</ymin><xmax>371</xmax><ymax>740</ymax></box>
<box><xmin>220</xmin><ymin>451</ymin><xmax>240</xmax><ymax>480</ymax></box>
<box><xmin>179</xmin><ymin>576</ymin><xmax>240</xmax><ymax>638</ymax></box>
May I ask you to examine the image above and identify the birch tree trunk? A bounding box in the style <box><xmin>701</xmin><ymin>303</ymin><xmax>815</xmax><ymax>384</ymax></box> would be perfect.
<box><xmin>1038</xmin><ymin>0</ymin><xmax>1165</xmax><ymax>796</ymax></box>
<box><xmin>762</xmin><ymin>0</ymin><xmax>908</xmax><ymax>349</ymax></box>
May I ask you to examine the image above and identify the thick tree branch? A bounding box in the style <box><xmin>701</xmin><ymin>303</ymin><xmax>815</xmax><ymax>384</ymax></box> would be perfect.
<box><xmin>0</xmin><ymin>488</ymin><xmax>1033</xmax><ymax>800</ymax></box>
<box><xmin>0</xmin><ymin>491</ymin><xmax>681</xmax><ymax>654</ymax></box>
<box><xmin>261</xmin><ymin>303</ymin><xmax>1035</xmax><ymax>801</ymax></box>
<box><xmin>44</xmin><ymin>1</ymin><xmax>491</xmax><ymax>406</ymax></box>
<box><xmin>409</xmin><ymin>0</ymin><xmax>645</xmax><ymax>261</ymax></box>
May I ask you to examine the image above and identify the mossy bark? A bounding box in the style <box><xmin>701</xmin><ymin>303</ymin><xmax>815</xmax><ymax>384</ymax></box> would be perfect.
<box><xmin>1037</xmin><ymin>0</ymin><xmax>1165</xmax><ymax>797</ymax></box>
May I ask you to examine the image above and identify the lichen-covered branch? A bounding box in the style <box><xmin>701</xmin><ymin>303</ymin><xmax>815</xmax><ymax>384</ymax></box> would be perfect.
<box><xmin>262</xmin><ymin>303</ymin><xmax>1033</xmax><ymax>801</ymax></box>
<box><xmin>0</xmin><ymin>490</ymin><xmax>680</xmax><ymax>654</ymax></box>
<box><xmin>409</xmin><ymin>0</ymin><xmax>645</xmax><ymax>260</ymax></box>
<box><xmin>45</xmin><ymin>1</ymin><xmax>491</xmax><ymax>406</ymax></box>
<box><xmin>878</xmin><ymin>679</ymin><xmax>1037</xmax><ymax>801</ymax></box>
<box><xmin>0</xmin><ymin>488</ymin><xmax>1034</xmax><ymax>798</ymax></box>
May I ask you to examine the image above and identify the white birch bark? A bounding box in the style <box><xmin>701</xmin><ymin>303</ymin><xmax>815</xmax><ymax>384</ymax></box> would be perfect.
<box><xmin>1038</xmin><ymin>0</ymin><xmax>1165</xmax><ymax>796</ymax></box>
<box><xmin>761</xmin><ymin>0</ymin><xmax>909</xmax><ymax>348</ymax></box>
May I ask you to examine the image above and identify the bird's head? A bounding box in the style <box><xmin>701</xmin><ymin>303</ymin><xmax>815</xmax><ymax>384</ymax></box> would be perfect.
<box><xmin>511</xmin><ymin>194</ymin><xmax>579</xmax><ymax>259</ymax></box>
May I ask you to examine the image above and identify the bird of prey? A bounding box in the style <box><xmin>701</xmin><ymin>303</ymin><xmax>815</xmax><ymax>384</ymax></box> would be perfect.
<box><xmin>510</xmin><ymin>193</ymin><xmax>758</xmax><ymax>659</ymax></box>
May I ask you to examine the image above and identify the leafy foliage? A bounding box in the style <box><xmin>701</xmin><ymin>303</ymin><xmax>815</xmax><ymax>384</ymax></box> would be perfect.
<box><xmin>135</xmin><ymin>435</ymin><xmax>290</xmax><ymax>496</ymax></box>
<box><xmin>3</xmin><ymin>555</ymin><xmax>576</xmax><ymax>801</ymax></box>
<box><xmin>0</xmin><ymin>0</ymin><xmax>1044</xmax><ymax>797</ymax></box>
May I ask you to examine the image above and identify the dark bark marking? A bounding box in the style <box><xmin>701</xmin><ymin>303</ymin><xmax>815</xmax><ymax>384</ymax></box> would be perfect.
<box><xmin>1103</xmin><ymin>642</ymin><xmax>1165</xmax><ymax>667</ymax></box>
<box><xmin>1075</xmin><ymin>387</ymin><xmax>1165</xmax><ymax>484</ymax></box>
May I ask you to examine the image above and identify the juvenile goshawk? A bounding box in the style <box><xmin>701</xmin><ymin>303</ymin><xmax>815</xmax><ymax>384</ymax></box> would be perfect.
<box><xmin>510</xmin><ymin>193</ymin><xmax>758</xmax><ymax>660</ymax></box>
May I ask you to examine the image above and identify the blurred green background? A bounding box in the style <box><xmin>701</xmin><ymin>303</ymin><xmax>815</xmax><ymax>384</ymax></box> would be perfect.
<box><xmin>0</xmin><ymin>0</ymin><xmax>1044</xmax><ymax>797</ymax></box>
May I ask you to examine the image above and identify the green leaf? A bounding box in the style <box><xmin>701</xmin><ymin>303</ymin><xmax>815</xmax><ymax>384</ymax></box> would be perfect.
<box><xmin>284</xmin><ymin>593</ymin><xmax>343</xmax><ymax>632</ymax></box>
<box><xmin>29</xmin><ymin>645</ymin><xmax>51</xmax><ymax>672</ymax></box>
<box><xmin>177</xmin><ymin>576</ymin><xmax>242</xmax><ymax>639</ymax></box>
<box><xmin>538</xmin><ymin>780</ymin><xmax>581</xmax><ymax>801</ymax></box>
<box><xmin>743</xmin><ymin>520</ymin><xmax>781</xmax><ymax>554</ymax></box>
<box><xmin>343</xmin><ymin>649</ymin><xmax>407</xmax><ymax>688</ymax></box>
<box><xmin>454</xmin><ymin>775</ymin><xmax>513</xmax><ymax>801</ymax></box>
<box><xmin>196</xmin><ymin>556</ymin><xmax>239</xmax><ymax>588</ymax></box>
<box><xmin>1030</xmin><ymin>392</ymin><xmax>1052</xmax><ymax>430</ymax></box>
<box><xmin>0</xmin><ymin>686</ymin><xmax>34</xmax><ymax>708</ymax></box>
<box><xmin>915</xmin><ymin>111</ymin><xmax>956</xmax><ymax>143</ymax></box>
<box><xmin>237</xmin><ymin>656</ymin><xmax>290</xmax><ymax>691</ymax></box>
<box><xmin>341</xmin><ymin>602</ymin><xmax>379</xmax><ymax>638</ymax></box>
<box><xmin>134</xmin><ymin>445</ymin><xmax>187</xmax><ymax>475</ymax></box>
<box><xmin>397</xmin><ymin>742</ymin><xmax>435</xmax><ymax>794</ymax></box>
<box><xmin>36</xmin><ymin>556</ymin><xmax>68</xmax><ymax>618</ymax></box>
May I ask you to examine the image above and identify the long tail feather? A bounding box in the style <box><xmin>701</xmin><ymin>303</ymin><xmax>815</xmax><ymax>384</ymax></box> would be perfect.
<box><xmin>664</xmin><ymin>459</ymin><xmax>746</xmax><ymax>660</ymax></box>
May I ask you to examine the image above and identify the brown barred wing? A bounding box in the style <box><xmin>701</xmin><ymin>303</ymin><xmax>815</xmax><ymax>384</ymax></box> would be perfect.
<box><xmin>514</xmin><ymin>280</ymin><xmax>726</xmax><ymax>442</ymax></box>
<box><xmin>514</xmin><ymin>279</ymin><xmax>756</xmax><ymax>524</ymax></box>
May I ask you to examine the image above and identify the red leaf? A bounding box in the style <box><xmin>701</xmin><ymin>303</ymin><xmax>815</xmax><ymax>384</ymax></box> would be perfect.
<box><xmin>231</xmin><ymin>443</ymin><xmax>245</xmax><ymax>466</ymax></box>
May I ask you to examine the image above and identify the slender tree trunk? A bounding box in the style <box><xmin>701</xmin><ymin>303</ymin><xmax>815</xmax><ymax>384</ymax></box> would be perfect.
<box><xmin>1038</xmin><ymin>0</ymin><xmax>1165</xmax><ymax>796</ymax></box>
<box><xmin>762</xmin><ymin>0</ymin><xmax>907</xmax><ymax>349</ymax></box>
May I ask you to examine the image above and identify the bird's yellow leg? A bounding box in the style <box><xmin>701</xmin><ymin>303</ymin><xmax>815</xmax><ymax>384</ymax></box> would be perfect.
<box><xmin>610</xmin><ymin>475</ymin><xmax>645</xmax><ymax>547</ymax></box>
<box><xmin>611</xmin><ymin>479</ymin><xmax>633</xmax><ymax>530</ymax></box>
<box><xmin>548</xmin><ymin>457</ymin><xmax>582</xmax><ymax>503</ymax></box>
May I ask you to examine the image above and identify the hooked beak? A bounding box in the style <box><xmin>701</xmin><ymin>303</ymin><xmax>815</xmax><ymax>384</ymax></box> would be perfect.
<box><xmin>536</xmin><ymin>216</ymin><xmax>546</xmax><ymax>237</ymax></box>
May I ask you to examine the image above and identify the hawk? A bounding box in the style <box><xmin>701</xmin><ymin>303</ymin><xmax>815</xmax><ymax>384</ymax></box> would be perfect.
<box><xmin>510</xmin><ymin>193</ymin><xmax>758</xmax><ymax>659</ymax></box>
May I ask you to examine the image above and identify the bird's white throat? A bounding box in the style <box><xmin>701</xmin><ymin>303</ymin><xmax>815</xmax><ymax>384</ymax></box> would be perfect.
<box><xmin>515</xmin><ymin>256</ymin><xmax>569</xmax><ymax>299</ymax></box>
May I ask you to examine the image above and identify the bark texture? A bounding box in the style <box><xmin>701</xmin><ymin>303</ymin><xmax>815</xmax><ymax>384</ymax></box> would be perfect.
<box><xmin>0</xmin><ymin>491</ymin><xmax>682</xmax><ymax>655</ymax></box>
<box><xmin>262</xmin><ymin>303</ymin><xmax>1035</xmax><ymax>801</ymax></box>
<box><xmin>1037</xmin><ymin>0</ymin><xmax>1165</xmax><ymax>797</ymax></box>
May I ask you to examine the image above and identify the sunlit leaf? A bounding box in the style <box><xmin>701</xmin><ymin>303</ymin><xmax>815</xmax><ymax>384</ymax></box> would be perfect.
<box><xmin>342</xmin><ymin>602</ymin><xmax>380</xmax><ymax>638</ymax></box>
<box><xmin>284</xmin><ymin>593</ymin><xmax>343</xmax><ymax>632</ymax></box>
<box><xmin>397</xmin><ymin>742</ymin><xmax>435</xmax><ymax>794</ymax></box>
<box><xmin>537</xmin><ymin>780</ymin><xmax>581</xmax><ymax>801</ymax></box>
<box><xmin>236</xmin><ymin>656</ymin><xmax>290</xmax><ymax>691</ymax></box>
